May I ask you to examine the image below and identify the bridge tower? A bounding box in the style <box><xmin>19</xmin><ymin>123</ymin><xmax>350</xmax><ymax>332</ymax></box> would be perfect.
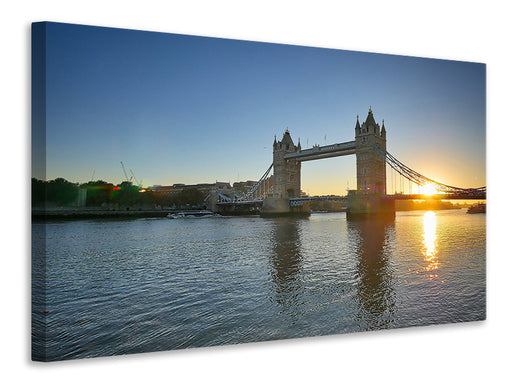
<box><xmin>348</xmin><ymin>107</ymin><xmax>394</xmax><ymax>219</ymax></box>
<box><xmin>272</xmin><ymin>129</ymin><xmax>301</xmax><ymax>198</ymax></box>
<box><xmin>355</xmin><ymin>107</ymin><xmax>387</xmax><ymax>194</ymax></box>
<box><xmin>261</xmin><ymin>129</ymin><xmax>307</xmax><ymax>216</ymax></box>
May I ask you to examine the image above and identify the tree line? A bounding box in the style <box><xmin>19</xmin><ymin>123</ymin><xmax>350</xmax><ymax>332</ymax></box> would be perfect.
<box><xmin>32</xmin><ymin>178</ymin><xmax>207</xmax><ymax>209</ymax></box>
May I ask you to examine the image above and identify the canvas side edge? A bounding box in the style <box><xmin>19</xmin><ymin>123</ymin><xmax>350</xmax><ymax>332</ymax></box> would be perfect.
<box><xmin>31</xmin><ymin>21</ymin><xmax>49</xmax><ymax>362</ymax></box>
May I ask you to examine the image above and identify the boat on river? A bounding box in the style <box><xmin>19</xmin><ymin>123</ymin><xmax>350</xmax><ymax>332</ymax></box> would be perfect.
<box><xmin>166</xmin><ymin>210</ymin><xmax>218</xmax><ymax>219</ymax></box>
<box><xmin>467</xmin><ymin>203</ymin><xmax>486</xmax><ymax>214</ymax></box>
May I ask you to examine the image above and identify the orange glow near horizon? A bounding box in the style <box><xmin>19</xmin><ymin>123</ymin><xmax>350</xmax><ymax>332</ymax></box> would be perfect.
<box><xmin>420</xmin><ymin>183</ymin><xmax>438</xmax><ymax>196</ymax></box>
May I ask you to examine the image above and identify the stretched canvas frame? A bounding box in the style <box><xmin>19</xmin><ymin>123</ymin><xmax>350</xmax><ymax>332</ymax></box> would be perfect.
<box><xmin>32</xmin><ymin>21</ymin><xmax>486</xmax><ymax>362</ymax></box>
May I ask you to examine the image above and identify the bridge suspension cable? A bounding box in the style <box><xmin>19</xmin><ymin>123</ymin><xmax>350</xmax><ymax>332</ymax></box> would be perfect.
<box><xmin>373</xmin><ymin>146</ymin><xmax>486</xmax><ymax>194</ymax></box>
<box><xmin>237</xmin><ymin>163</ymin><xmax>274</xmax><ymax>201</ymax></box>
<box><xmin>216</xmin><ymin>190</ymin><xmax>235</xmax><ymax>202</ymax></box>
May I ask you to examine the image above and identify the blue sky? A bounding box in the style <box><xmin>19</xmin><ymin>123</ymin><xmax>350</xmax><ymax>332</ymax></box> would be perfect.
<box><xmin>37</xmin><ymin>22</ymin><xmax>486</xmax><ymax>195</ymax></box>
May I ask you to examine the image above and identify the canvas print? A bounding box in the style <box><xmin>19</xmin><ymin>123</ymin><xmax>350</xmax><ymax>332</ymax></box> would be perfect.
<box><xmin>31</xmin><ymin>22</ymin><xmax>486</xmax><ymax>362</ymax></box>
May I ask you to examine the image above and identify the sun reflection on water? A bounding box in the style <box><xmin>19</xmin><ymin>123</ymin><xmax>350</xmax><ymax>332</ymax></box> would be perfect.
<box><xmin>423</xmin><ymin>211</ymin><xmax>439</xmax><ymax>277</ymax></box>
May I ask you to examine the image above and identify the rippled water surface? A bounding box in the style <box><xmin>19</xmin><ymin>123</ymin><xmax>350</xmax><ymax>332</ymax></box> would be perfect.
<box><xmin>32</xmin><ymin>210</ymin><xmax>486</xmax><ymax>361</ymax></box>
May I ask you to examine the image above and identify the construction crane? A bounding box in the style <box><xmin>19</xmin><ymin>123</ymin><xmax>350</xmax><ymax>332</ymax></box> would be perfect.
<box><xmin>120</xmin><ymin>161</ymin><xmax>131</xmax><ymax>183</ymax></box>
<box><xmin>130</xmin><ymin>169</ymin><xmax>143</xmax><ymax>188</ymax></box>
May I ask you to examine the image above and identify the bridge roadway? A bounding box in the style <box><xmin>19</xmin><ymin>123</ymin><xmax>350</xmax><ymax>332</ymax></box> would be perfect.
<box><xmin>216</xmin><ymin>192</ymin><xmax>485</xmax><ymax>210</ymax></box>
<box><xmin>383</xmin><ymin>192</ymin><xmax>486</xmax><ymax>200</ymax></box>
<box><xmin>284</xmin><ymin>141</ymin><xmax>356</xmax><ymax>162</ymax></box>
<box><xmin>288</xmin><ymin>192</ymin><xmax>486</xmax><ymax>207</ymax></box>
<box><xmin>289</xmin><ymin>195</ymin><xmax>346</xmax><ymax>207</ymax></box>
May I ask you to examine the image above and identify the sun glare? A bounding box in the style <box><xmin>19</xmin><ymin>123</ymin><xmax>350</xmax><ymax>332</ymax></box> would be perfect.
<box><xmin>421</xmin><ymin>183</ymin><xmax>437</xmax><ymax>196</ymax></box>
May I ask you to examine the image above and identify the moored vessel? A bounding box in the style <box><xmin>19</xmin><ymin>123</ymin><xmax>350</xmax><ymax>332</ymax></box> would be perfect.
<box><xmin>467</xmin><ymin>203</ymin><xmax>486</xmax><ymax>214</ymax></box>
<box><xmin>167</xmin><ymin>210</ymin><xmax>218</xmax><ymax>219</ymax></box>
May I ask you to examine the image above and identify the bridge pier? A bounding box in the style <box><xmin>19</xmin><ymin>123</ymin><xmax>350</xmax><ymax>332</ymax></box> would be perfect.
<box><xmin>346</xmin><ymin>193</ymin><xmax>395</xmax><ymax>220</ymax></box>
<box><xmin>260</xmin><ymin>197</ymin><xmax>310</xmax><ymax>218</ymax></box>
<box><xmin>216</xmin><ymin>202</ymin><xmax>263</xmax><ymax>216</ymax></box>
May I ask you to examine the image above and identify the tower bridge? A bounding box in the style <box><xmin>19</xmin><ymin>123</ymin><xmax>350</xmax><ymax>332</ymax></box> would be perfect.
<box><xmin>211</xmin><ymin>107</ymin><xmax>485</xmax><ymax>218</ymax></box>
<box><xmin>263</xmin><ymin>107</ymin><xmax>390</xmax><ymax>218</ymax></box>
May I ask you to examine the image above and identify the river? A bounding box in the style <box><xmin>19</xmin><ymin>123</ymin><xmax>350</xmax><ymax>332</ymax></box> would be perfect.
<box><xmin>32</xmin><ymin>209</ymin><xmax>486</xmax><ymax>361</ymax></box>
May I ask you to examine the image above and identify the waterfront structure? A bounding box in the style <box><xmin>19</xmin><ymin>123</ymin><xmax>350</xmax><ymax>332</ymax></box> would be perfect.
<box><xmin>355</xmin><ymin>107</ymin><xmax>386</xmax><ymax>194</ymax></box>
<box><xmin>152</xmin><ymin>181</ymin><xmax>233</xmax><ymax>199</ymax></box>
<box><xmin>271</xmin><ymin>108</ymin><xmax>386</xmax><ymax>199</ymax></box>
<box><xmin>263</xmin><ymin>108</ymin><xmax>392</xmax><ymax>217</ymax></box>
<box><xmin>215</xmin><ymin>108</ymin><xmax>485</xmax><ymax>218</ymax></box>
<box><xmin>272</xmin><ymin>130</ymin><xmax>301</xmax><ymax>199</ymax></box>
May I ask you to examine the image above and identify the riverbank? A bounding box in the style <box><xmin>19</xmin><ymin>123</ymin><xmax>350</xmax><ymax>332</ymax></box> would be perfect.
<box><xmin>33</xmin><ymin>202</ymin><xmax>471</xmax><ymax>220</ymax></box>
<box><xmin>32</xmin><ymin>208</ymin><xmax>172</xmax><ymax>220</ymax></box>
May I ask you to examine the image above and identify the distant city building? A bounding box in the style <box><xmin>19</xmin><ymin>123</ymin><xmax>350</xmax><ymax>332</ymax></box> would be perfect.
<box><xmin>151</xmin><ymin>181</ymin><xmax>233</xmax><ymax>199</ymax></box>
<box><xmin>233</xmin><ymin>180</ymin><xmax>257</xmax><ymax>195</ymax></box>
<box><xmin>151</xmin><ymin>178</ymin><xmax>279</xmax><ymax>202</ymax></box>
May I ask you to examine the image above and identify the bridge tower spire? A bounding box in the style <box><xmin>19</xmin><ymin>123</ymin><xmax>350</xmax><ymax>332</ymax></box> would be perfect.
<box><xmin>355</xmin><ymin>107</ymin><xmax>387</xmax><ymax>194</ymax></box>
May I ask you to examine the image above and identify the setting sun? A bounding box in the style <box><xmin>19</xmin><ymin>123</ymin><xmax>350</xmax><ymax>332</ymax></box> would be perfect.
<box><xmin>421</xmin><ymin>183</ymin><xmax>438</xmax><ymax>196</ymax></box>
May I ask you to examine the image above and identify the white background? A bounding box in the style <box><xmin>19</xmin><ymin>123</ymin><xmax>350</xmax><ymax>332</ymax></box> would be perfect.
<box><xmin>1</xmin><ymin>1</ymin><xmax>510</xmax><ymax>383</ymax></box>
